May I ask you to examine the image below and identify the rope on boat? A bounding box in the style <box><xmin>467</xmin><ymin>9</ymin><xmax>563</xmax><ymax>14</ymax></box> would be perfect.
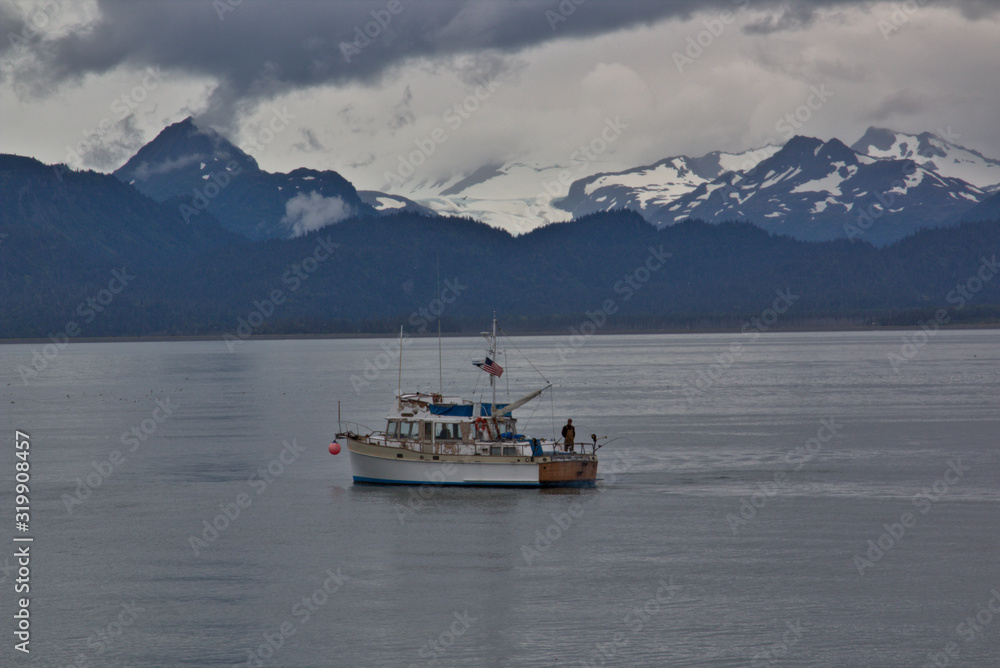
<box><xmin>445</xmin><ymin>341</ymin><xmax>479</xmax><ymax>392</ymax></box>
<box><xmin>497</xmin><ymin>324</ymin><xmax>551</xmax><ymax>386</ymax></box>
<box><xmin>549</xmin><ymin>387</ymin><xmax>557</xmax><ymax>443</ymax></box>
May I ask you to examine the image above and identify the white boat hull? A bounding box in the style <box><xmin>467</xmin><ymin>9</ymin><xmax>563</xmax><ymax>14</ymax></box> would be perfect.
<box><xmin>344</xmin><ymin>436</ymin><xmax>596</xmax><ymax>487</ymax></box>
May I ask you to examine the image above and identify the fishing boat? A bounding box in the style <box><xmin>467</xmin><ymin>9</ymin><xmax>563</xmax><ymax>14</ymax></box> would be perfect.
<box><xmin>332</xmin><ymin>318</ymin><xmax>599</xmax><ymax>487</ymax></box>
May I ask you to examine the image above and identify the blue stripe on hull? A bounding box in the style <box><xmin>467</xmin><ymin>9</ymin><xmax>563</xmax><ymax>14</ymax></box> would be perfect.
<box><xmin>352</xmin><ymin>476</ymin><xmax>595</xmax><ymax>488</ymax></box>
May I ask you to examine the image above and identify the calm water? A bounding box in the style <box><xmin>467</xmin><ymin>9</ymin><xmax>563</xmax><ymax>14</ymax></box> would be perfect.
<box><xmin>2</xmin><ymin>330</ymin><xmax>998</xmax><ymax>667</ymax></box>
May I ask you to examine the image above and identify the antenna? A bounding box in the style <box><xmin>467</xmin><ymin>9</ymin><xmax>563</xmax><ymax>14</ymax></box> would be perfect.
<box><xmin>436</xmin><ymin>253</ymin><xmax>443</xmax><ymax>395</ymax></box>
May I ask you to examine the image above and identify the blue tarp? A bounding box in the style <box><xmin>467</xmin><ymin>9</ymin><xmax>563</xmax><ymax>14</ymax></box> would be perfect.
<box><xmin>428</xmin><ymin>405</ymin><xmax>472</xmax><ymax>416</ymax></box>
<box><xmin>429</xmin><ymin>403</ymin><xmax>509</xmax><ymax>417</ymax></box>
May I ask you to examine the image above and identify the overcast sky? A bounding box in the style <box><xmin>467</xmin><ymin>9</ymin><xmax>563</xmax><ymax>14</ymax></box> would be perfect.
<box><xmin>2</xmin><ymin>0</ymin><xmax>999</xmax><ymax>192</ymax></box>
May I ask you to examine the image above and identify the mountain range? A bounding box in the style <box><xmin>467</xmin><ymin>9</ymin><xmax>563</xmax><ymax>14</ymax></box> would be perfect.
<box><xmin>2</xmin><ymin>117</ymin><xmax>1000</xmax><ymax>339</ymax></box>
<box><xmin>111</xmin><ymin>118</ymin><xmax>999</xmax><ymax>246</ymax></box>
<box><xmin>547</xmin><ymin>130</ymin><xmax>996</xmax><ymax>246</ymax></box>
<box><xmin>2</xmin><ymin>149</ymin><xmax>1000</xmax><ymax>340</ymax></box>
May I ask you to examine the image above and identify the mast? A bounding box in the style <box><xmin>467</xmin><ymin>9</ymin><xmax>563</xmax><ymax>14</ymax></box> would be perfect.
<box><xmin>490</xmin><ymin>312</ymin><xmax>497</xmax><ymax>409</ymax></box>
<box><xmin>397</xmin><ymin>325</ymin><xmax>403</xmax><ymax>409</ymax></box>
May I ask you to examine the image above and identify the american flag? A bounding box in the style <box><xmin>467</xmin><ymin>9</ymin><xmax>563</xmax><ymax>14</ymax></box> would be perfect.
<box><xmin>474</xmin><ymin>357</ymin><xmax>504</xmax><ymax>377</ymax></box>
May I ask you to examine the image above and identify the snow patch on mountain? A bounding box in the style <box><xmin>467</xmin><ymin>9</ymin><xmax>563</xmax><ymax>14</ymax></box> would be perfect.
<box><xmin>852</xmin><ymin>127</ymin><xmax>1000</xmax><ymax>191</ymax></box>
<box><xmin>396</xmin><ymin>160</ymin><xmax>631</xmax><ymax>234</ymax></box>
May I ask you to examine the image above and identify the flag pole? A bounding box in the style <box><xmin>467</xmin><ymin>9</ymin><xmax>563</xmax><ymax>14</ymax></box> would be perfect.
<box><xmin>491</xmin><ymin>313</ymin><xmax>497</xmax><ymax>411</ymax></box>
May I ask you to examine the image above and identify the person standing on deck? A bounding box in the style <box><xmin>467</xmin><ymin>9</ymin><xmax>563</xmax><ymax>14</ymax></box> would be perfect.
<box><xmin>561</xmin><ymin>419</ymin><xmax>576</xmax><ymax>452</ymax></box>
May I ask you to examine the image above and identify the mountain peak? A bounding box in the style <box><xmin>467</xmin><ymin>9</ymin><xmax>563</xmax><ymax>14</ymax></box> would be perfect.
<box><xmin>114</xmin><ymin>116</ymin><xmax>259</xmax><ymax>186</ymax></box>
<box><xmin>851</xmin><ymin>126</ymin><xmax>1000</xmax><ymax>190</ymax></box>
<box><xmin>762</xmin><ymin>135</ymin><xmax>824</xmax><ymax>166</ymax></box>
<box><xmin>750</xmin><ymin>136</ymin><xmax>857</xmax><ymax>175</ymax></box>
<box><xmin>851</xmin><ymin>126</ymin><xmax>900</xmax><ymax>153</ymax></box>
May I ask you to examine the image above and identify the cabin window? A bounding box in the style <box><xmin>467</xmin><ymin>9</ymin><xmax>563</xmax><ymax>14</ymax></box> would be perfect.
<box><xmin>422</xmin><ymin>422</ymin><xmax>433</xmax><ymax>442</ymax></box>
<box><xmin>387</xmin><ymin>421</ymin><xmax>400</xmax><ymax>438</ymax></box>
<box><xmin>436</xmin><ymin>423</ymin><xmax>460</xmax><ymax>440</ymax></box>
<box><xmin>397</xmin><ymin>422</ymin><xmax>418</xmax><ymax>439</ymax></box>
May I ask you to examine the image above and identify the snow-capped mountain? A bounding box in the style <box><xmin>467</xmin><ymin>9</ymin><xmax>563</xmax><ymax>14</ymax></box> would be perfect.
<box><xmin>113</xmin><ymin>118</ymin><xmax>996</xmax><ymax>244</ymax></box>
<box><xmin>358</xmin><ymin>190</ymin><xmax>436</xmax><ymax>217</ymax></box>
<box><xmin>396</xmin><ymin>128</ymin><xmax>996</xmax><ymax>243</ymax></box>
<box><xmin>656</xmin><ymin>136</ymin><xmax>983</xmax><ymax>245</ymax></box>
<box><xmin>852</xmin><ymin>127</ymin><xmax>1000</xmax><ymax>192</ymax></box>
<box><xmin>394</xmin><ymin>159</ymin><xmax>632</xmax><ymax>234</ymax></box>
<box><xmin>552</xmin><ymin>145</ymin><xmax>782</xmax><ymax>220</ymax></box>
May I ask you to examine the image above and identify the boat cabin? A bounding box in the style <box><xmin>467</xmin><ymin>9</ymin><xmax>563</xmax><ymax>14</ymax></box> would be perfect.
<box><xmin>381</xmin><ymin>392</ymin><xmax>529</xmax><ymax>455</ymax></box>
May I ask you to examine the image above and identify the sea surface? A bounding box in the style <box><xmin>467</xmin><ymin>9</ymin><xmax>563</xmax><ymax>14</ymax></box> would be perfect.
<box><xmin>2</xmin><ymin>329</ymin><xmax>998</xmax><ymax>667</ymax></box>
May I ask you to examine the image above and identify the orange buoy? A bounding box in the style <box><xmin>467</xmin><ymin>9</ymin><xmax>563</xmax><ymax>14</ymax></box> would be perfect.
<box><xmin>328</xmin><ymin>442</ymin><xmax>341</xmax><ymax>455</ymax></box>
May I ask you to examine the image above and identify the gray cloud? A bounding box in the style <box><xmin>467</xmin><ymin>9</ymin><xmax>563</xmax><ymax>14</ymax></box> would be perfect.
<box><xmin>389</xmin><ymin>85</ymin><xmax>414</xmax><ymax>131</ymax></box>
<box><xmin>78</xmin><ymin>114</ymin><xmax>147</xmax><ymax>171</ymax></box>
<box><xmin>293</xmin><ymin>128</ymin><xmax>325</xmax><ymax>153</ymax></box>
<box><xmin>280</xmin><ymin>191</ymin><xmax>354</xmax><ymax>237</ymax></box>
<box><xmin>10</xmin><ymin>0</ymin><xmax>967</xmax><ymax>128</ymax></box>
<box><xmin>866</xmin><ymin>88</ymin><xmax>930</xmax><ymax>122</ymax></box>
<box><xmin>743</xmin><ymin>6</ymin><xmax>817</xmax><ymax>34</ymax></box>
<box><xmin>129</xmin><ymin>151</ymin><xmax>204</xmax><ymax>182</ymax></box>
<box><xmin>2</xmin><ymin>0</ymin><xmax>999</xmax><ymax>182</ymax></box>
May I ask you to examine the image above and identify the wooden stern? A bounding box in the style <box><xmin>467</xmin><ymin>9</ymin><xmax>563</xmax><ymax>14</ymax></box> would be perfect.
<box><xmin>539</xmin><ymin>457</ymin><xmax>598</xmax><ymax>485</ymax></box>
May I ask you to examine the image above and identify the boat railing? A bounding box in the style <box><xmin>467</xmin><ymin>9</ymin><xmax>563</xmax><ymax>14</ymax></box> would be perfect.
<box><xmin>338</xmin><ymin>421</ymin><xmax>377</xmax><ymax>436</ymax></box>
